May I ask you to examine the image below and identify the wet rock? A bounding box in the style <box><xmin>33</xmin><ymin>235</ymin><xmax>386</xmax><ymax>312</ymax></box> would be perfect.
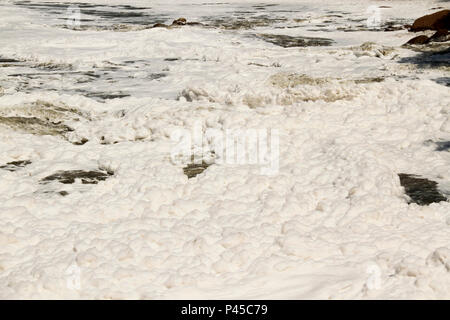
<box><xmin>73</xmin><ymin>138</ymin><xmax>89</xmax><ymax>146</ymax></box>
<box><xmin>406</xmin><ymin>35</ymin><xmax>430</xmax><ymax>45</ymax></box>
<box><xmin>0</xmin><ymin>101</ymin><xmax>91</xmax><ymax>143</ymax></box>
<box><xmin>42</xmin><ymin>190</ymin><xmax>69</xmax><ymax>197</ymax></box>
<box><xmin>152</xmin><ymin>23</ymin><xmax>169</xmax><ymax>28</ymax></box>
<box><xmin>354</xmin><ymin>77</ymin><xmax>385</xmax><ymax>84</ymax></box>
<box><xmin>405</xmin><ymin>30</ymin><xmax>449</xmax><ymax>46</ymax></box>
<box><xmin>382</xmin><ymin>23</ymin><xmax>407</xmax><ymax>32</ymax></box>
<box><xmin>40</xmin><ymin>169</ymin><xmax>113</xmax><ymax>185</ymax></box>
<box><xmin>172</xmin><ymin>17</ymin><xmax>187</xmax><ymax>26</ymax></box>
<box><xmin>205</xmin><ymin>16</ymin><xmax>287</xmax><ymax>30</ymax></box>
<box><xmin>0</xmin><ymin>160</ymin><xmax>32</xmax><ymax>172</ymax></box>
<box><xmin>0</xmin><ymin>57</ymin><xmax>20</xmax><ymax>63</ymax></box>
<box><xmin>430</xmin><ymin>29</ymin><xmax>450</xmax><ymax>42</ymax></box>
<box><xmin>186</xmin><ymin>22</ymin><xmax>203</xmax><ymax>26</ymax></box>
<box><xmin>99</xmin><ymin>135</ymin><xmax>120</xmax><ymax>145</ymax></box>
<box><xmin>398</xmin><ymin>173</ymin><xmax>447</xmax><ymax>205</ymax></box>
<box><xmin>0</xmin><ymin>100</ymin><xmax>87</xmax><ymax>122</ymax></box>
<box><xmin>410</xmin><ymin>10</ymin><xmax>450</xmax><ymax>32</ymax></box>
<box><xmin>0</xmin><ymin>116</ymin><xmax>74</xmax><ymax>136</ymax></box>
<box><xmin>256</xmin><ymin>34</ymin><xmax>333</xmax><ymax>48</ymax></box>
<box><xmin>148</xmin><ymin>73</ymin><xmax>167</xmax><ymax>80</ymax></box>
<box><xmin>152</xmin><ymin>18</ymin><xmax>202</xmax><ymax>29</ymax></box>
<box><xmin>183</xmin><ymin>161</ymin><xmax>211</xmax><ymax>179</ymax></box>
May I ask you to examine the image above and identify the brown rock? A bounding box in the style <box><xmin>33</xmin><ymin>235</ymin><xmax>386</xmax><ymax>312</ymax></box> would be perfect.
<box><xmin>152</xmin><ymin>23</ymin><xmax>169</xmax><ymax>28</ymax></box>
<box><xmin>410</xmin><ymin>10</ymin><xmax>450</xmax><ymax>32</ymax></box>
<box><xmin>172</xmin><ymin>18</ymin><xmax>187</xmax><ymax>26</ymax></box>
<box><xmin>405</xmin><ymin>35</ymin><xmax>430</xmax><ymax>45</ymax></box>
<box><xmin>429</xmin><ymin>29</ymin><xmax>450</xmax><ymax>42</ymax></box>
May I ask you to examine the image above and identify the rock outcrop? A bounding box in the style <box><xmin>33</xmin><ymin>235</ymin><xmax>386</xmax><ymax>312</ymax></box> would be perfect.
<box><xmin>405</xmin><ymin>10</ymin><xmax>449</xmax><ymax>45</ymax></box>
<box><xmin>410</xmin><ymin>10</ymin><xmax>450</xmax><ymax>32</ymax></box>
<box><xmin>152</xmin><ymin>18</ymin><xmax>202</xmax><ymax>29</ymax></box>
<box><xmin>406</xmin><ymin>35</ymin><xmax>430</xmax><ymax>45</ymax></box>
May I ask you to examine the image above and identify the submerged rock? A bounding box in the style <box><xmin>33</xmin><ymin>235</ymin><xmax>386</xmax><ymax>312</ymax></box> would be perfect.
<box><xmin>0</xmin><ymin>100</ymin><xmax>87</xmax><ymax>122</ymax></box>
<box><xmin>405</xmin><ymin>30</ymin><xmax>449</xmax><ymax>46</ymax></box>
<box><xmin>83</xmin><ymin>91</ymin><xmax>130</xmax><ymax>100</ymax></box>
<box><xmin>406</xmin><ymin>35</ymin><xmax>430</xmax><ymax>45</ymax></box>
<box><xmin>353</xmin><ymin>77</ymin><xmax>385</xmax><ymax>84</ymax></box>
<box><xmin>0</xmin><ymin>57</ymin><xmax>20</xmax><ymax>63</ymax></box>
<box><xmin>186</xmin><ymin>22</ymin><xmax>203</xmax><ymax>26</ymax></box>
<box><xmin>410</xmin><ymin>10</ymin><xmax>450</xmax><ymax>32</ymax></box>
<box><xmin>152</xmin><ymin>23</ymin><xmax>169</xmax><ymax>28</ymax></box>
<box><xmin>205</xmin><ymin>16</ymin><xmax>286</xmax><ymax>30</ymax></box>
<box><xmin>40</xmin><ymin>169</ymin><xmax>113</xmax><ymax>185</ymax></box>
<box><xmin>0</xmin><ymin>160</ymin><xmax>32</xmax><ymax>172</ymax></box>
<box><xmin>256</xmin><ymin>33</ymin><xmax>333</xmax><ymax>47</ymax></box>
<box><xmin>0</xmin><ymin>100</ymin><xmax>91</xmax><ymax>144</ymax></box>
<box><xmin>398</xmin><ymin>173</ymin><xmax>447</xmax><ymax>205</ymax></box>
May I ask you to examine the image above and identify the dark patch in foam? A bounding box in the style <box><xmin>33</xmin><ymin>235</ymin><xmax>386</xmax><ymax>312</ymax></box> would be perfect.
<box><xmin>0</xmin><ymin>160</ymin><xmax>32</xmax><ymax>172</ymax></box>
<box><xmin>202</xmin><ymin>13</ymin><xmax>287</xmax><ymax>30</ymax></box>
<box><xmin>398</xmin><ymin>173</ymin><xmax>447</xmax><ymax>205</ymax></box>
<box><xmin>0</xmin><ymin>57</ymin><xmax>20</xmax><ymax>63</ymax></box>
<box><xmin>435</xmin><ymin>141</ymin><xmax>450</xmax><ymax>151</ymax></box>
<box><xmin>183</xmin><ymin>162</ymin><xmax>212</xmax><ymax>178</ymax></box>
<box><xmin>40</xmin><ymin>169</ymin><xmax>113</xmax><ymax>185</ymax></box>
<box><xmin>434</xmin><ymin>77</ymin><xmax>450</xmax><ymax>86</ymax></box>
<box><xmin>148</xmin><ymin>73</ymin><xmax>167</xmax><ymax>80</ymax></box>
<box><xmin>81</xmin><ymin>91</ymin><xmax>130</xmax><ymax>101</ymax></box>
